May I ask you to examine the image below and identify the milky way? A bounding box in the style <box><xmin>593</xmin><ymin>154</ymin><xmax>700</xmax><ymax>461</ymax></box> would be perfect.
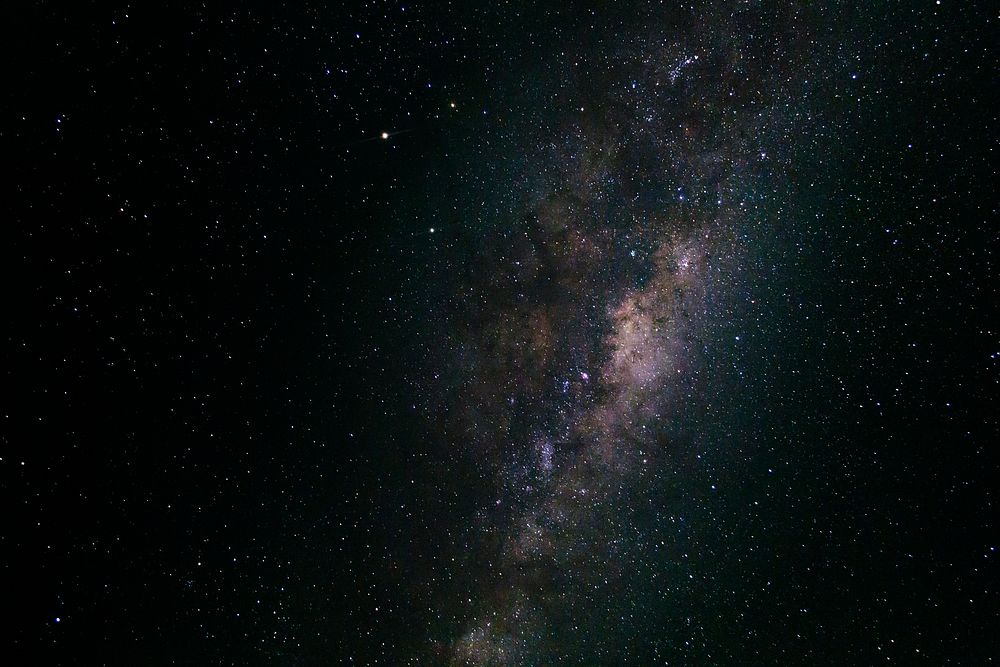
<box><xmin>419</xmin><ymin>4</ymin><xmax>829</xmax><ymax>663</ymax></box>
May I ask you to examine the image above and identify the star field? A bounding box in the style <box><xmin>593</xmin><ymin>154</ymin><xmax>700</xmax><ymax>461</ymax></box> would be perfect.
<box><xmin>6</xmin><ymin>1</ymin><xmax>997</xmax><ymax>665</ymax></box>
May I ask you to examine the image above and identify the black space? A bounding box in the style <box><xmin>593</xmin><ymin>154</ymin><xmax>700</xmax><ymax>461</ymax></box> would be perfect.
<box><xmin>6</xmin><ymin>2</ymin><xmax>998</xmax><ymax>665</ymax></box>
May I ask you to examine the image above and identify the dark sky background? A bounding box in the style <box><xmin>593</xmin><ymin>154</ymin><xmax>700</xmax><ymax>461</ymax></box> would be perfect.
<box><xmin>6</xmin><ymin>1</ymin><xmax>997</xmax><ymax>665</ymax></box>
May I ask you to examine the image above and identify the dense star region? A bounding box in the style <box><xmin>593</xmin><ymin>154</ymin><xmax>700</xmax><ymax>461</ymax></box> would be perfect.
<box><xmin>424</xmin><ymin>9</ymin><xmax>825</xmax><ymax>661</ymax></box>
<box><xmin>6</xmin><ymin>1</ymin><xmax>997</xmax><ymax>665</ymax></box>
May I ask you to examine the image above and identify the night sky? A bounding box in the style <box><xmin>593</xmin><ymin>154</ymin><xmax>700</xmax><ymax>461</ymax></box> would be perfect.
<box><xmin>7</xmin><ymin>1</ymin><xmax>998</xmax><ymax>664</ymax></box>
